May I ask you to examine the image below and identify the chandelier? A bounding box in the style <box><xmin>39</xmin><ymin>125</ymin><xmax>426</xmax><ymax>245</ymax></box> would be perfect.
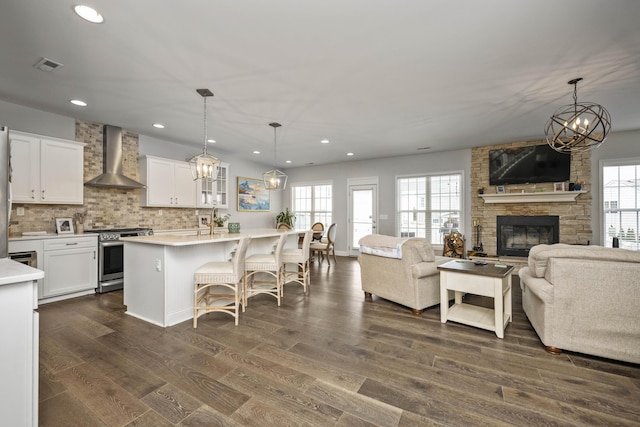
<box><xmin>545</xmin><ymin>78</ymin><xmax>611</xmax><ymax>153</ymax></box>
<box><xmin>189</xmin><ymin>88</ymin><xmax>220</xmax><ymax>181</ymax></box>
<box><xmin>263</xmin><ymin>122</ymin><xmax>288</xmax><ymax>190</ymax></box>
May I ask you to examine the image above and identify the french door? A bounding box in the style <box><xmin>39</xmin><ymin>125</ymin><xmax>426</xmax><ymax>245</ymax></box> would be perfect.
<box><xmin>348</xmin><ymin>180</ymin><xmax>378</xmax><ymax>256</ymax></box>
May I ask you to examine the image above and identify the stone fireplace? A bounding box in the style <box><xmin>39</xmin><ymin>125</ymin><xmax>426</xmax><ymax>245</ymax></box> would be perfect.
<box><xmin>497</xmin><ymin>216</ymin><xmax>559</xmax><ymax>257</ymax></box>
<box><xmin>470</xmin><ymin>140</ymin><xmax>592</xmax><ymax>257</ymax></box>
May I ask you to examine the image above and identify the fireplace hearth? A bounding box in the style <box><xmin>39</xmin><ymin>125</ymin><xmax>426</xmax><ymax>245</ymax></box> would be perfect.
<box><xmin>497</xmin><ymin>215</ymin><xmax>559</xmax><ymax>257</ymax></box>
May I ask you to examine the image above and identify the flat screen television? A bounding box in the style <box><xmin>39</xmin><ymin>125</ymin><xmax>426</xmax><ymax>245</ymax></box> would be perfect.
<box><xmin>489</xmin><ymin>144</ymin><xmax>571</xmax><ymax>186</ymax></box>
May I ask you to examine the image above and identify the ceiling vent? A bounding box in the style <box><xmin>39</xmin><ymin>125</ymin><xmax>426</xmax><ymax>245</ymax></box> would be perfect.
<box><xmin>34</xmin><ymin>57</ymin><xmax>63</xmax><ymax>72</ymax></box>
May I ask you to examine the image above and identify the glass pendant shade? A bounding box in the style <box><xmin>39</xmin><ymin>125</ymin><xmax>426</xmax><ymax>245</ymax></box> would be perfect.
<box><xmin>190</xmin><ymin>88</ymin><xmax>220</xmax><ymax>181</ymax></box>
<box><xmin>263</xmin><ymin>122</ymin><xmax>287</xmax><ymax>190</ymax></box>
<box><xmin>190</xmin><ymin>152</ymin><xmax>219</xmax><ymax>181</ymax></box>
<box><xmin>545</xmin><ymin>78</ymin><xmax>611</xmax><ymax>153</ymax></box>
<box><xmin>263</xmin><ymin>168</ymin><xmax>288</xmax><ymax>190</ymax></box>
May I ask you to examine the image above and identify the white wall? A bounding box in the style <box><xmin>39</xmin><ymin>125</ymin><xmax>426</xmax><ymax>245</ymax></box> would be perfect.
<box><xmin>0</xmin><ymin>100</ymin><xmax>74</xmax><ymax>139</ymax></box>
<box><xmin>285</xmin><ymin>149</ymin><xmax>472</xmax><ymax>255</ymax></box>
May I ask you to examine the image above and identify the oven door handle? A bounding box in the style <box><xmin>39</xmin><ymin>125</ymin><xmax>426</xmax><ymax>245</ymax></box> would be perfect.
<box><xmin>100</xmin><ymin>240</ymin><xmax>124</xmax><ymax>247</ymax></box>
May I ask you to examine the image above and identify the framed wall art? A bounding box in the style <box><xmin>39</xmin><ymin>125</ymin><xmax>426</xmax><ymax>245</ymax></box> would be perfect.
<box><xmin>55</xmin><ymin>217</ymin><xmax>74</xmax><ymax>234</ymax></box>
<box><xmin>237</xmin><ymin>176</ymin><xmax>270</xmax><ymax>212</ymax></box>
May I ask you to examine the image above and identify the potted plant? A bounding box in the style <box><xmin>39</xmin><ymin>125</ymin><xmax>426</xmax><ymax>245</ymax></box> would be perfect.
<box><xmin>276</xmin><ymin>208</ymin><xmax>296</xmax><ymax>228</ymax></box>
<box><xmin>214</xmin><ymin>213</ymin><xmax>231</xmax><ymax>227</ymax></box>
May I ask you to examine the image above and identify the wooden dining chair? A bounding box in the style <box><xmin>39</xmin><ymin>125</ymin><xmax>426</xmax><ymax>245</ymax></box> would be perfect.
<box><xmin>311</xmin><ymin>222</ymin><xmax>324</xmax><ymax>241</ymax></box>
<box><xmin>310</xmin><ymin>223</ymin><xmax>337</xmax><ymax>265</ymax></box>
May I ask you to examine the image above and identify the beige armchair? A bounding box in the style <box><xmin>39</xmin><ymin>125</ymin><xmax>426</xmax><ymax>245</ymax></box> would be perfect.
<box><xmin>358</xmin><ymin>235</ymin><xmax>448</xmax><ymax>314</ymax></box>
<box><xmin>519</xmin><ymin>243</ymin><xmax>640</xmax><ymax>363</ymax></box>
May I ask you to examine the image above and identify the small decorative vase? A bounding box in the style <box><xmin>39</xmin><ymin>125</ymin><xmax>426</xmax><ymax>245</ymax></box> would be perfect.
<box><xmin>228</xmin><ymin>222</ymin><xmax>240</xmax><ymax>233</ymax></box>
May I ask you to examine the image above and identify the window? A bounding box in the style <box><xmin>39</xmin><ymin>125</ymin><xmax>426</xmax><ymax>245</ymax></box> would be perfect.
<box><xmin>397</xmin><ymin>173</ymin><xmax>462</xmax><ymax>245</ymax></box>
<box><xmin>602</xmin><ymin>159</ymin><xmax>640</xmax><ymax>250</ymax></box>
<box><xmin>291</xmin><ymin>183</ymin><xmax>332</xmax><ymax>230</ymax></box>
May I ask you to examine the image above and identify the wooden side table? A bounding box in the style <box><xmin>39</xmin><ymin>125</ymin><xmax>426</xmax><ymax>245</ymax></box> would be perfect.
<box><xmin>438</xmin><ymin>260</ymin><xmax>514</xmax><ymax>338</ymax></box>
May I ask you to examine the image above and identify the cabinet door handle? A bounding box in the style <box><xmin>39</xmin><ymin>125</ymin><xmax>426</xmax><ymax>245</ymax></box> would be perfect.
<box><xmin>41</xmin><ymin>190</ymin><xmax>45</xmax><ymax>199</ymax></box>
<box><xmin>31</xmin><ymin>189</ymin><xmax>35</xmax><ymax>199</ymax></box>
<box><xmin>175</xmin><ymin>197</ymin><xmax>178</xmax><ymax>204</ymax></box>
<box><xmin>66</xmin><ymin>242</ymin><xmax>78</xmax><ymax>246</ymax></box>
<box><xmin>93</xmin><ymin>250</ymin><xmax>96</xmax><ymax>259</ymax></box>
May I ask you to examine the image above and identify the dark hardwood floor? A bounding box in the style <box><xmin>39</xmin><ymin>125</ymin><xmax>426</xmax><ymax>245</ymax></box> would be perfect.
<box><xmin>39</xmin><ymin>257</ymin><xmax>640</xmax><ymax>426</ymax></box>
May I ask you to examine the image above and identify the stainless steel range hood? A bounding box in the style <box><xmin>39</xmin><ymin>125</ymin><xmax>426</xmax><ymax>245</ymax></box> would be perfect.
<box><xmin>85</xmin><ymin>125</ymin><xmax>145</xmax><ymax>189</ymax></box>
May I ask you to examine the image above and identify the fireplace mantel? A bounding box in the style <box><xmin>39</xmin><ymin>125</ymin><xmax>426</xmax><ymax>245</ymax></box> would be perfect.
<box><xmin>479</xmin><ymin>191</ymin><xmax>586</xmax><ymax>204</ymax></box>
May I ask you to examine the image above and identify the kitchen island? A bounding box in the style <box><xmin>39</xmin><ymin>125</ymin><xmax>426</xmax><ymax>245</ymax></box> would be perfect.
<box><xmin>121</xmin><ymin>228</ymin><xmax>298</xmax><ymax>327</ymax></box>
<box><xmin>0</xmin><ymin>259</ymin><xmax>44</xmax><ymax>426</ymax></box>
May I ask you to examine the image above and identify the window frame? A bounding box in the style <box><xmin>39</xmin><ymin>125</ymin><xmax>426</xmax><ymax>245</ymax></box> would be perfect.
<box><xmin>395</xmin><ymin>171</ymin><xmax>464</xmax><ymax>247</ymax></box>
<box><xmin>600</xmin><ymin>157</ymin><xmax>640</xmax><ymax>250</ymax></box>
<box><xmin>290</xmin><ymin>180</ymin><xmax>333</xmax><ymax>230</ymax></box>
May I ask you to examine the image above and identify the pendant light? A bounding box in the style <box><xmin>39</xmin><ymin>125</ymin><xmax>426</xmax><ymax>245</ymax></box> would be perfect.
<box><xmin>189</xmin><ymin>88</ymin><xmax>220</xmax><ymax>181</ymax></box>
<box><xmin>545</xmin><ymin>78</ymin><xmax>612</xmax><ymax>153</ymax></box>
<box><xmin>263</xmin><ymin>122</ymin><xmax>288</xmax><ymax>190</ymax></box>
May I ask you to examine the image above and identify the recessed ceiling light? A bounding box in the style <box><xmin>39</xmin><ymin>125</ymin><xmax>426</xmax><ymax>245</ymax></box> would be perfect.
<box><xmin>74</xmin><ymin>5</ymin><xmax>104</xmax><ymax>23</ymax></box>
<box><xmin>153</xmin><ymin>123</ymin><xmax>165</xmax><ymax>129</ymax></box>
<box><xmin>69</xmin><ymin>99</ymin><xmax>87</xmax><ymax>107</ymax></box>
<box><xmin>347</xmin><ymin>152</ymin><xmax>354</xmax><ymax>156</ymax></box>
<box><xmin>253</xmin><ymin>150</ymin><xmax>260</xmax><ymax>154</ymax></box>
<box><xmin>285</xmin><ymin>160</ymin><xmax>292</xmax><ymax>164</ymax></box>
<box><xmin>207</xmin><ymin>139</ymin><xmax>216</xmax><ymax>144</ymax></box>
<box><xmin>321</xmin><ymin>139</ymin><xmax>329</xmax><ymax>144</ymax></box>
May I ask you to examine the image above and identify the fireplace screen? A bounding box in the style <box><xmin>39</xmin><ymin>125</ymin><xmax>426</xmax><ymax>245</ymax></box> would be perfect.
<box><xmin>497</xmin><ymin>216</ymin><xmax>559</xmax><ymax>257</ymax></box>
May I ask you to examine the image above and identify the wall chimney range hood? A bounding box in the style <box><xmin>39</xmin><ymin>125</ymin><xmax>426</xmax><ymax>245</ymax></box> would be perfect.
<box><xmin>85</xmin><ymin>125</ymin><xmax>145</xmax><ymax>189</ymax></box>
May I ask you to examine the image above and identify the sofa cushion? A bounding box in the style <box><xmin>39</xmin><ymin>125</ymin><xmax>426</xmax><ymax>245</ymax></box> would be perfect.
<box><xmin>528</xmin><ymin>243</ymin><xmax>640</xmax><ymax>278</ymax></box>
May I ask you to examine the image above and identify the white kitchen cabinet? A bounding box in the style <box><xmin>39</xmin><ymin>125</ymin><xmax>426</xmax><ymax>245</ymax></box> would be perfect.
<box><xmin>42</xmin><ymin>235</ymin><xmax>98</xmax><ymax>298</ymax></box>
<box><xmin>140</xmin><ymin>155</ymin><xmax>197</xmax><ymax>207</ymax></box>
<box><xmin>10</xmin><ymin>131</ymin><xmax>84</xmax><ymax>205</ymax></box>
<box><xmin>196</xmin><ymin>161</ymin><xmax>229</xmax><ymax>208</ymax></box>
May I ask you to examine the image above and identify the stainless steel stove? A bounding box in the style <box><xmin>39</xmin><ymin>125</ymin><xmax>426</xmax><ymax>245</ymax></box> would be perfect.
<box><xmin>85</xmin><ymin>227</ymin><xmax>153</xmax><ymax>293</ymax></box>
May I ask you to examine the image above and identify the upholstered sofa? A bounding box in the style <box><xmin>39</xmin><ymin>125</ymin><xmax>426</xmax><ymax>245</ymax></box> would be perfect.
<box><xmin>519</xmin><ymin>243</ymin><xmax>640</xmax><ymax>363</ymax></box>
<box><xmin>358</xmin><ymin>235</ymin><xmax>448</xmax><ymax>314</ymax></box>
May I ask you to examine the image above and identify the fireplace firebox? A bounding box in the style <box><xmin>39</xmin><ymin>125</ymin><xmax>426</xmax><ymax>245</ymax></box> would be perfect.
<box><xmin>497</xmin><ymin>216</ymin><xmax>559</xmax><ymax>257</ymax></box>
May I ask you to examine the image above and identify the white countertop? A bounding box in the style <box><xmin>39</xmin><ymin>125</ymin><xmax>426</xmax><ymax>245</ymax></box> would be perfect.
<box><xmin>121</xmin><ymin>228</ymin><xmax>301</xmax><ymax>246</ymax></box>
<box><xmin>0</xmin><ymin>258</ymin><xmax>44</xmax><ymax>286</ymax></box>
<box><xmin>9</xmin><ymin>233</ymin><xmax>97</xmax><ymax>241</ymax></box>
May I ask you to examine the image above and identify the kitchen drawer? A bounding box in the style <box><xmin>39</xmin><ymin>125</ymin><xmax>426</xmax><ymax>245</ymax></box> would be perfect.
<box><xmin>44</xmin><ymin>236</ymin><xmax>97</xmax><ymax>251</ymax></box>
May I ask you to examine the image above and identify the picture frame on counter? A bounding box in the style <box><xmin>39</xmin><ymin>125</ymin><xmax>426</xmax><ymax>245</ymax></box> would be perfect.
<box><xmin>198</xmin><ymin>214</ymin><xmax>211</xmax><ymax>229</ymax></box>
<box><xmin>554</xmin><ymin>182</ymin><xmax>565</xmax><ymax>192</ymax></box>
<box><xmin>55</xmin><ymin>217</ymin><xmax>74</xmax><ymax>234</ymax></box>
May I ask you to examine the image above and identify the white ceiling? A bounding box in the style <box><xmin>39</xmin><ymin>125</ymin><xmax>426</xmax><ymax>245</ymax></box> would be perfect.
<box><xmin>1</xmin><ymin>1</ymin><xmax>640</xmax><ymax>168</ymax></box>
